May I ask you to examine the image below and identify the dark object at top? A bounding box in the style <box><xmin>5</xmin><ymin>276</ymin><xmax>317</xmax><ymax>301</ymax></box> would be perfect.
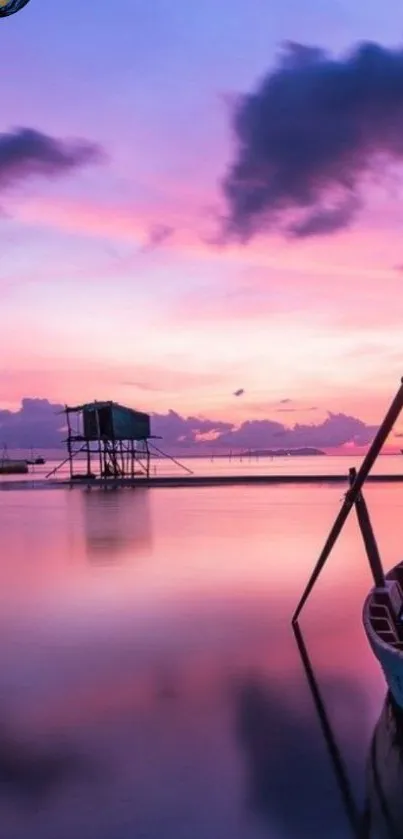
<box><xmin>66</xmin><ymin>401</ymin><xmax>151</xmax><ymax>442</ymax></box>
<box><xmin>0</xmin><ymin>0</ymin><xmax>31</xmax><ymax>17</ymax></box>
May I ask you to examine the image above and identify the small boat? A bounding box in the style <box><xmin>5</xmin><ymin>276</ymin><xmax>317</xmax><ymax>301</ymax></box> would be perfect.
<box><xmin>24</xmin><ymin>448</ymin><xmax>45</xmax><ymax>466</ymax></box>
<box><xmin>363</xmin><ymin>566</ymin><xmax>403</xmax><ymax>710</ymax></box>
<box><xmin>293</xmin><ymin>376</ymin><xmax>403</xmax><ymax>711</ymax></box>
<box><xmin>0</xmin><ymin>445</ymin><xmax>28</xmax><ymax>475</ymax></box>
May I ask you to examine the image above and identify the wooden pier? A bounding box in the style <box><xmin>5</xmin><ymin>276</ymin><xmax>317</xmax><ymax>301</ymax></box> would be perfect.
<box><xmin>1</xmin><ymin>473</ymin><xmax>403</xmax><ymax>491</ymax></box>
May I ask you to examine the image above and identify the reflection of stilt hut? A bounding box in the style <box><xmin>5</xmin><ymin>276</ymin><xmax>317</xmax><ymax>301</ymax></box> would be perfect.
<box><xmin>82</xmin><ymin>487</ymin><xmax>152</xmax><ymax>562</ymax></box>
<box><xmin>64</xmin><ymin>401</ymin><xmax>153</xmax><ymax>481</ymax></box>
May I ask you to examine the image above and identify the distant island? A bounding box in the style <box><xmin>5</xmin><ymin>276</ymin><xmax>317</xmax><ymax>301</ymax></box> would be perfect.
<box><xmin>241</xmin><ymin>447</ymin><xmax>326</xmax><ymax>457</ymax></box>
<box><xmin>174</xmin><ymin>447</ymin><xmax>326</xmax><ymax>459</ymax></box>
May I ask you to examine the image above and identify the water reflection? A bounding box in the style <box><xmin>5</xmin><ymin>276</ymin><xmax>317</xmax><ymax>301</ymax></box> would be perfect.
<box><xmin>234</xmin><ymin>673</ymin><xmax>366</xmax><ymax>838</ymax></box>
<box><xmin>294</xmin><ymin>622</ymin><xmax>403</xmax><ymax>839</ymax></box>
<box><xmin>0</xmin><ymin>727</ymin><xmax>89</xmax><ymax>806</ymax></box>
<box><xmin>0</xmin><ymin>485</ymin><xmax>398</xmax><ymax>838</ymax></box>
<box><xmin>81</xmin><ymin>488</ymin><xmax>152</xmax><ymax>564</ymax></box>
<box><xmin>367</xmin><ymin>694</ymin><xmax>403</xmax><ymax>839</ymax></box>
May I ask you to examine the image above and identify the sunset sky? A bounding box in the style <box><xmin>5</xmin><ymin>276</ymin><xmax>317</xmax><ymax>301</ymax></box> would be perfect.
<box><xmin>2</xmin><ymin>0</ymin><xmax>403</xmax><ymax>448</ymax></box>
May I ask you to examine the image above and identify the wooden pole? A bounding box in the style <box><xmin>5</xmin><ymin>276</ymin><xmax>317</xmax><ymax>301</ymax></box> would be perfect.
<box><xmin>65</xmin><ymin>407</ymin><xmax>73</xmax><ymax>479</ymax></box>
<box><xmin>119</xmin><ymin>440</ymin><xmax>124</xmax><ymax>477</ymax></box>
<box><xmin>86</xmin><ymin>442</ymin><xmax>91</xmax><ymax>478</ymax></box>
<box><xmin>145</xmin><ymin>439</ymin><xmax>150</xmax><ymax>479</ymax></box>
<box><xmin>148</xmin><ymin>442</ymin><xmax>194</xmax><ymax>475</ymax></box>
<box><xmin>131</xmin><ymin>439</ymin><xmax>135</xmax><ymax>480</ymax></box>
<box><xmin>45</xmin><ymin>445</ymin><xmax>85</xmax><ymax>479</ymax></box>
<box><xmin>94</xmin><ymin>406</ymin><xmax>103</xmax><ymax>480</ymax></box>
<box><xmin>349</xmin><ymin>467</ymin><xmax>385</xmax><ymax>589</ymax></box>
<box><xmin>124</xmin><ymin>441</ymin><xmax>128</xmax><ymax>476</ymax></box>
<box><xmin>292</xmin><ymin>377</ymin><xmax>403</xmax><ymax>624</ymax></box>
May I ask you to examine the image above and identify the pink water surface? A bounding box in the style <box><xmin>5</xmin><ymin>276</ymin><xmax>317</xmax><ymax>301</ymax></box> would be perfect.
<box><xmin>0</xmin><ymin>482</ymin><xmax>397</xmax><ymax>837</ymax></box>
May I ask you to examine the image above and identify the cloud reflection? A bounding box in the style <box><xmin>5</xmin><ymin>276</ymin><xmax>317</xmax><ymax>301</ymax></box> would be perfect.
<box><xmin>234</xmin><ymin>674</ymin><xmax>366</xmax><ymax>838</ymax></box>
<box><xmin>0</xmin><ymin>725</ymin><xmax>91</xmax><ymax>807</ymax></box>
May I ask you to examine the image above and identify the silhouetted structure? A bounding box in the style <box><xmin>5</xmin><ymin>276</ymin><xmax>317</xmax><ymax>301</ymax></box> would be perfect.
<box><xmin>45</xmin><ymin>399</ymin><xmax>194</xmax><ymax>484</ymax></box>
<box><xmin>64</xmin><ymin>401</ymin><xmax>154</xmax><ymax>481</ymax></box>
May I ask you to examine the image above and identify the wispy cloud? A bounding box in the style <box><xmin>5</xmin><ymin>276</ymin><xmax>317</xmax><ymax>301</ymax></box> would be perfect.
<box><xmin>0</xmin><ymin>127</ymin><xmax>103</xmax><ymax>194</ymax></box>
<box><xmin>140</xmin><ymin>223</ymin><xmax>174</xmax><ymax>253</ymax></box>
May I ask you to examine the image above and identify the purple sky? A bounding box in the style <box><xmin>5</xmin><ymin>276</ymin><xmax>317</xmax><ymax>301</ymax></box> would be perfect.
<box><xmin>1</xmin><ymin>1</ymin><xmax>403</xmax><ymax>450</ymax></box>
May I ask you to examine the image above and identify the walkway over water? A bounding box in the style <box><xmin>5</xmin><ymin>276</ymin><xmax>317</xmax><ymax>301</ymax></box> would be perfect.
<box><xmin>1</xmin><ymin>473</ymin><xmax>403</xmax><ymax>490</ymax></box>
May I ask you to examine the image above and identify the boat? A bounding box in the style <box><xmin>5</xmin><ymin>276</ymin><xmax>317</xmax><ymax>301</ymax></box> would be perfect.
<box><xmin>0</xmin><ymin>460</ymin><xmax>28</xmax><ymax>475</ymax></box>
<box><xmin>363</xmin><ymin>567</ymin><xmax>403</xmax><ymax>710</ymax></box>
<box><xmin>24</xmin><ymin>448</ymin><xmax>45</xmax><ymax>466</ymax></box>
<box><xmin>292</xmin><ymin>376</ymin><xmax>403</xmax><ymax>712</ymax></box>
<box><xmin>0</xmin><ymin>445</ymin><xmax>28</xmax><ymax>475</ymax></box>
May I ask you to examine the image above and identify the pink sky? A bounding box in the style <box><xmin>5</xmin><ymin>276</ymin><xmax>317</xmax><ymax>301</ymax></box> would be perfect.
<box><xmin>1</xmin><ymin>2</ymin><xmax>403</xmax><ymax>449</ymax></box>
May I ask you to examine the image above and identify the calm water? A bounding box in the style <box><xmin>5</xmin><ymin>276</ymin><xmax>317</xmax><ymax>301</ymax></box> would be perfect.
<box><xmin>0</xmin><ymin>482</ymin><xmax>400</xmax><ymax>837</ymax></box>
<box><xmin>3</xmin><ymin>453</ymin><xmax>403</xmax><ymax>483</ymax></box>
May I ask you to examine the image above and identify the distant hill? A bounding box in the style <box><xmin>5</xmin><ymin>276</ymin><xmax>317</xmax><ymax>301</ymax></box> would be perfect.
<box><xmin>242</xmin><ymin>447</ymin><xmax>326</xmax><ymax>457</ymax></box>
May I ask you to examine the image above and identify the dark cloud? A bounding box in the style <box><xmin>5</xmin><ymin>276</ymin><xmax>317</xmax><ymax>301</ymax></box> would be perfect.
<box><xmin>289</xmin><ymin>196</ymin><xmax>360</xmax><ymax>238</ymax></box>
<box><xmin>233</xmin><ymin>388</ymin><xmax>245</xmax><ymax>397</ymax></box>
<box><xmin>0</xmin><ymin>127</ymin><xmax>102</xmax><ymax>192</ymax></box>
<box><xmin>0</xmin><ymin>398</ymin><xmax>65</xmax><ymax>448</ymax></box>
<box><xmin>217</xmin><ymin>412</ymin><xmax>378</xmax><ymax>450</ymax></box>
<box><xmin>151</xmin><ymin>410</ymin><xmax>233</xmax><ymax>446</ymax></box>
<box><xmin>222</xmin><ymin>41</ymin><xmax>403</xmax><ymax>239</ymax></box>
<box><xmin>280</xmin><ymin>398</ymin><xmax>292</xmax><ymax>404</ymax></box>
<box><xmin>153</xmin><ymin>409</ymin><xmax>378</xmax><ymax>450</ymax></box>
<box><xmin>0</xmin><ymin>400</ymin><xmax>379</xmax><ymax>451</ymax></box>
